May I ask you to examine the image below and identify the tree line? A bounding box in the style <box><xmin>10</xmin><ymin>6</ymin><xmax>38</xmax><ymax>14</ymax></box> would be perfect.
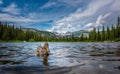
<box><xmin>88</xmin><ymin>16</ymin><xmax>120</xmax><ymax>41</ymax></box>
<box><xmin>0</xmin><ymin>22</ymin><xmax>42</xmax><ymax>41</ymax></box>
<box><xmin>0</xmin><ymin>16</ymin><xmax>120</xmax><ymax>42</ymax></box>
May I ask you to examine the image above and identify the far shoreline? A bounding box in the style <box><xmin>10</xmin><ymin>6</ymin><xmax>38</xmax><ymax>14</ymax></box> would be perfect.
<box><xmin>0</xmin><ymin>40</ymin><xmax>120</xmax><ymax>42</ymax></box>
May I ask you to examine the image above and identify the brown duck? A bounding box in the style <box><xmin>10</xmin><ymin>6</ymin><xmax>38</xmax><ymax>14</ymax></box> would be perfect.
<box><xmin>36</xmin><ymin>42</ymin><xmax>50</xmax><ymax>56</ymax></box>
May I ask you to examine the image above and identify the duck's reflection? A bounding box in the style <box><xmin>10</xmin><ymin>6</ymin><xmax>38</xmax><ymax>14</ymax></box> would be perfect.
<box><xmin>37</xmin><ymin>54</ymin><xmax>49</xmax><ymax>66</ymax></box>
<box><xmin>43</xmin><ymin>54</ymin><xmax>49</xmax><ymax>66</ymax></box>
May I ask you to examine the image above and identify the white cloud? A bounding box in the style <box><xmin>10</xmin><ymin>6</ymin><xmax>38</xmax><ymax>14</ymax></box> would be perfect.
<box><xmin>40</xmin><ymin>2</ymin><xmax>56</xmax><ymax>9</ymax></box>
<box><xmin>0</xmin><ymin>13</ymin><xmax>41</xmax><ymax>23</ymax></box>
<box><xmin>85</xmin><ymin>13</ymin><xmax>111</xmax><ymax>30</ymax></box>
<box><xmin>2</xmin><ymin>3</ymin><xmax>20</xmax><ymax>15</ymax></box>
<box><xmin>49</xmin><ymin>0</ymin><xmax>120</xmax><ymax>33</ymax></box>
<box><xmin>0</xmin><ymin>3</ymin><xmax>41</xmax><ymax>23</ymax></box>
<box><xmin>85</xmin><ymin>23</ymin><xmax>93</xmax><ymax>27</ymax></box>
<box><xmin>56</xmin><ymin>0</ymin><xmax>111</xmax><ymax>23</ymax></box>
<box><xmin>0</xmin><ymin>0</ymin><xmax>3</xmax><ymax>4</ymax></box>
<box><xmin>95</xmin><ymin>13</ymin><xmax>111</xmax><ymax>27</ymax></box>
<box><xmin>0</xmin><ymin>3</ymin><xmax>43</xmax><ymax>23</ymax></box>
<box><xmin>0</xmin><ymin>11</ymin><xmax>65</xmax><ymax>24</ymax></box>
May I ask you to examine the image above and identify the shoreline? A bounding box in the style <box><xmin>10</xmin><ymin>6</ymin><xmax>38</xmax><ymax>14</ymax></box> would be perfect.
<box><xmin>0</xmin><ymin>40</ymin><xmax>120</xmax><ymax>42</ymax></box>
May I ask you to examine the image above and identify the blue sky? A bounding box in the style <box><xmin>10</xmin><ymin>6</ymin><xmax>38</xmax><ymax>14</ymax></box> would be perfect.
<box><xmin>0</xmin><ymin>0</ymin><xmax>120</xmax><ymax>33</ymax></box>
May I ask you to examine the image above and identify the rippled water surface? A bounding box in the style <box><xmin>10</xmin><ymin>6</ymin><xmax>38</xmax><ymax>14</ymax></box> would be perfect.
<box><xmin>0</xmin><ymin>42</ymin><xmax>120</xmax><ymax>74</ymax></box>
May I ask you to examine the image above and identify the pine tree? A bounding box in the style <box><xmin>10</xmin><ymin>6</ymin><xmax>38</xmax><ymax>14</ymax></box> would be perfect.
<box><xmin>89</xmin><ymin>28</ymin><xmax>96</xmax><ymax>41</ymax></box>
<box><xmin>101</xmin><ymin>26</ymin><xmax>105</xmax><ymax>41</ymax></box>
<box><xmin>110</xmin><ymin>25</ymin><xmax>115</xmax><ymax>40</ymax></box>
<box><xmin>96</xmin><ymin>27</ymin><xmax>101</xmax><ymax>41</ymax></box>
<box><xmin>1</xmin><ymin>29</ymin><xmax>10</xmax><ymax>41</ymax></box>
<box><xmin>117</xmin><ymin>16</ymin><xmax>120</xmax><ymax>26</ymax></box>
<box><xmin>114</xmin><ymin>16</ymin><xmax>120</xmax><ymax>39</ymax></box>
<box><xmin>117</xmin><ymin>16</ymin><xmax>120</xmax><ymax>38</ymax></box>
<box><xmin>80</xmin><ymin>33</ymin><xmax>84</xmax><ymax>41</ymax></box>
<box><xmin>106</xmin><ymin>26</ymin><xmax>110</xmax><ymax>40</ymax></box>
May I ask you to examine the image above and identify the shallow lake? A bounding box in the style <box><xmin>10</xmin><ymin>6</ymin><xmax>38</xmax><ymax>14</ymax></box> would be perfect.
<box><xmin>0</xmin><ymin>42</ymin><xmax>120</xmax><ymax>74</ymax></box>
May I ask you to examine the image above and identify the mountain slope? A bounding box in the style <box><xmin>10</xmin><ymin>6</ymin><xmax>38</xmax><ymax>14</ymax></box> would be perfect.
<box><xmin>22</xmin><ymin>28</ymin><xmax>89</xmax><ymax>38</ymax></box>
<box><xmin>72</xmin><ymin>30</ymin><xmax>89</xmax><ymax>37</ymax></box>
<box><xmin>22</xmin><ymin>28</ymin><xmax>56</xmax><ymax>38</ymax></box>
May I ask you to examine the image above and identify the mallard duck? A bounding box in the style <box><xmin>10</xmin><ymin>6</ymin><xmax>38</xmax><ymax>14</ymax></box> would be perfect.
<box><xmin>36</xmin><ymin>42</ymin><xmax>50</xmax><ymax>56</ymax></box>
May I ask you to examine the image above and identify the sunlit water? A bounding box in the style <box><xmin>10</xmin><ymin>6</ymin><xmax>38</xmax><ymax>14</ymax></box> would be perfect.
<box><xmin>0</xmin><ymin>42</ymin><xmax>120</xmax><ymax>74</ymax></box>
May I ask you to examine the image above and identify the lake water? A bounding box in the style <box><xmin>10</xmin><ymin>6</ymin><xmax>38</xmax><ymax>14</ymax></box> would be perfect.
<box><xmin>0</xmin><ymin>42</ymin><xmax>120</xmax><ymax>74</ymax></box>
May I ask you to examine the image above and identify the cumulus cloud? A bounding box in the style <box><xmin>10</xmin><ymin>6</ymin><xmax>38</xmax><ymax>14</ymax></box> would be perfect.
<box><xmin>0</xmin><ymin>3</ymin><xmax>42</xmax><ymax>23</ymax></box>
<box><xmin>0</xmin><ymin>3</ymin><xmax>41</xmax><ymax>23</ymax></box>
<box><xmin>86</xmin><ymin>13</ymin><xmax>111</xmax><ymax>27</ymax></box>
<box><xmin>95</xmin><ymin>13</ymin><xmax>111</xmax><ymax>27</ymax></box>
<box><xmin>85</xmin><ymin>13</ymin><xmax>111</xmax><ymax>30</ymax></box>
<box><xmin>2</xmin><ymin>3</ymin><xmax>20</xmax><ymax>15</ymax></box>
<box><xmin>49</xmin><ymin>0</ymin><xmax>120</xmax><ymax>33</ymax></box>
<box><xmin>0</xmin><ymin>13</ymin><xmax>41</xmax><ymax>23</ymax></box>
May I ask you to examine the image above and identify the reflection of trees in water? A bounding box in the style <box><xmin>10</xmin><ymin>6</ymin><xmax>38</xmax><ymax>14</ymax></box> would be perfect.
<box><xmin>37</xmin><ymin>54</ymin><xmax>49</xmax><ymax>66</ymax></box>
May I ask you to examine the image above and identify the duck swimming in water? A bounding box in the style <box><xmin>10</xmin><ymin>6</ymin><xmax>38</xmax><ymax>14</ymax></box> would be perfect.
<box><xmin>36</xmin><ymin>42</ymin><xmax>50</xmax><ymax>56</ymax></box>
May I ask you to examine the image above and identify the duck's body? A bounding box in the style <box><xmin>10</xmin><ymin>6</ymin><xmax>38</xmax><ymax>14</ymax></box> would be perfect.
<box><xmin>36</xmin><ymin>43</ymin><xmax>50</xmax><ymax>56</ymax></box>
